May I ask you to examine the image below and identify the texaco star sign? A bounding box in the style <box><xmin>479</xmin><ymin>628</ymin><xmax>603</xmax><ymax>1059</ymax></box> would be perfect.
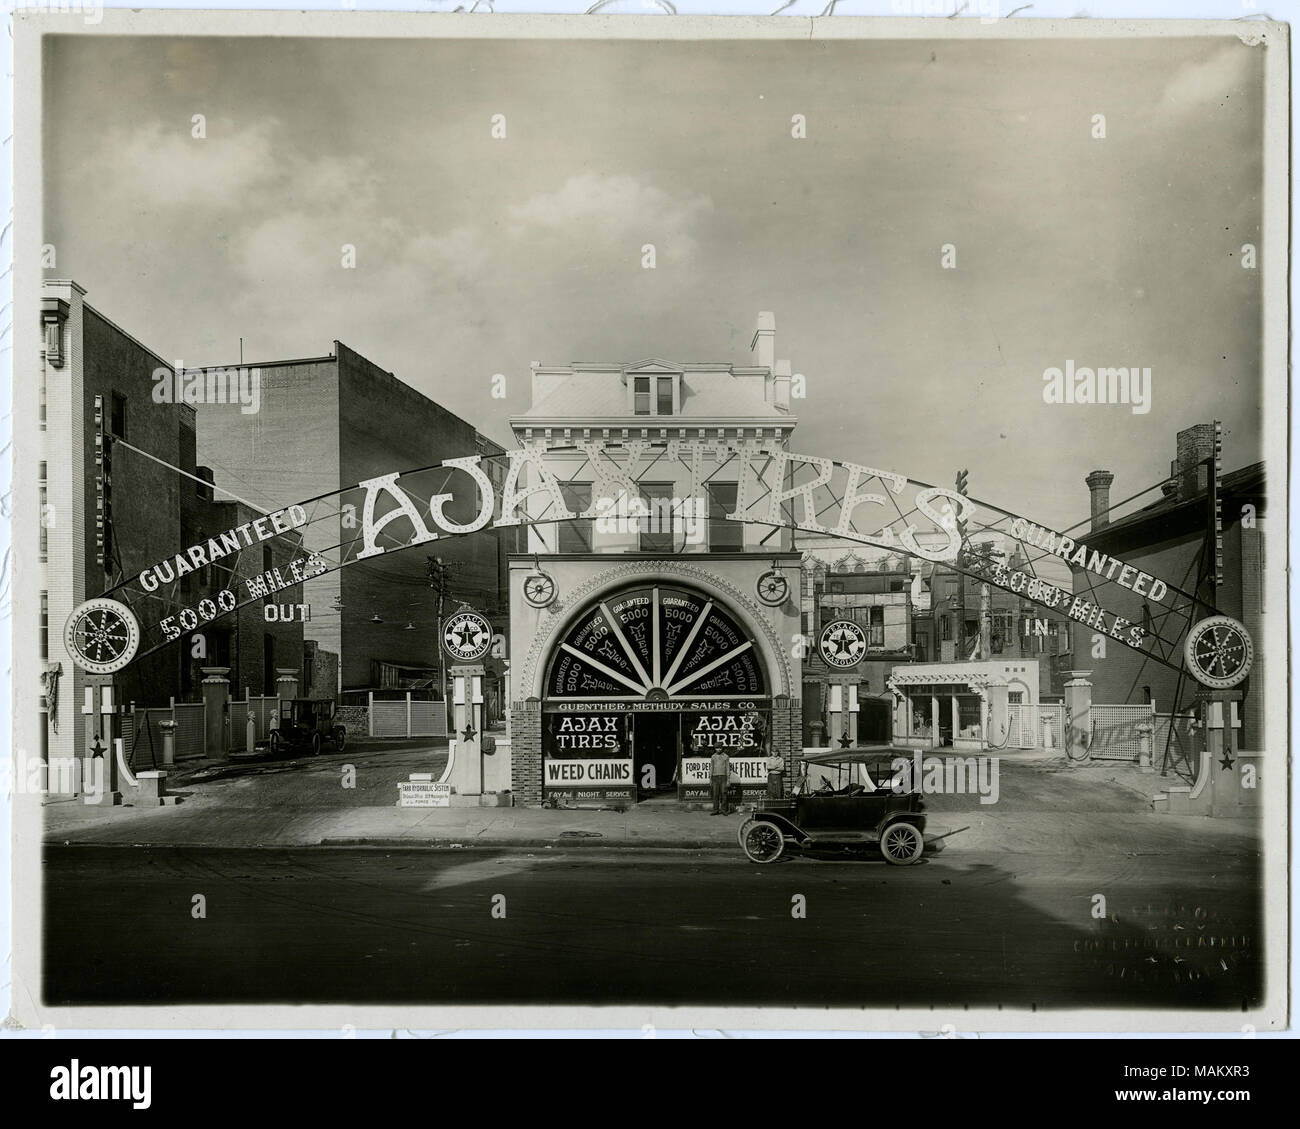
<box><xmin>819</xmin><ymin>619</ymin><xmax>867</xmax><ymax>668</ymax></box>
<box><xmin>442</xmin><ymin>608</ymin><xmax>493</xmax><ymax>663</ymax></box>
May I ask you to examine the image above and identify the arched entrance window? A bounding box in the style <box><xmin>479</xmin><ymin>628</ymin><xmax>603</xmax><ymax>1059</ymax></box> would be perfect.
<box><xmin>542</xmin><ymin>584</ymin><xmax>770</xmax><ymax>805</ymax></box>
<box><xmin>545</xmin><ymin>584</ymin><xmax>766</xmax><ymax>699</ymax></box>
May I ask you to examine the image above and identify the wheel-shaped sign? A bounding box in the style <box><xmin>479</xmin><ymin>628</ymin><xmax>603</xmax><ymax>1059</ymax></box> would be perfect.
<box><xmin>64</xmin><ymin>598</ymin><xmax>141</xmax><ymax>674</ymax></box>
<box><xmin>523</xmin><ymin>570</ymin><xmax>557</xmax><ymax>609</ymax></box>
<box><xmin>442</xmin><ymin>608</ymin><xmax>493</xmax><ymax>662</ymax></box>
<box><xmin>819</xmin><ymin>619</ymin><xmax>867</xmax><ymax>668</ymax></box>
<box><xmin>1183</xmin><ymin>615</ymin><xmax>1253</xmax><ymax>690</ymax></box>
<box><xmin>756</xmin><ymin>569</ymin><xmax>790</xmax><ymax>607</ymax></box>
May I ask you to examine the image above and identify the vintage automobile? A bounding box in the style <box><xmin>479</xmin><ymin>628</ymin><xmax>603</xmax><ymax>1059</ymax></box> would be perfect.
<box><xmin>737</xmin><ymin>750</ymin><xmax>928</xmax><ymax>865</ymax></box>
<box><xmin>268</xmin><ymin>698</ymin><xmax>348</xmax><ymax>757</ymax></box>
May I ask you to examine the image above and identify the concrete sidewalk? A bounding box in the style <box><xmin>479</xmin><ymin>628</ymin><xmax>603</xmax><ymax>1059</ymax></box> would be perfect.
<box><xmin>42</xmin><ymin>786</ymin><xmax>1261</xmax><ymax>856</ymax></box>
<box><xmin>40</xmin><ymin>743</ymin><xmax>1261</xmax><ymax>854</ymax></box>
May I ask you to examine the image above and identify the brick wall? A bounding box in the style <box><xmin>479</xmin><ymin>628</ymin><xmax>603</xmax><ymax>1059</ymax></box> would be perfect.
<box><xmin>336</xmin><ymin>342</ymin><xmax>511</xmax><ymax>689</ymax></box>
<box><xmin>195</xmin><ymin>356</ymin><xmax>343</xmax><ymax>669</ymax></box>
<box><xmin>510</xmin><ymin>699</ymin><xmax>543</xmax><ymax>804</ymax></box>
<box><xmin>82</xmin><ymin>307</ymin><xmax>186</xmax><ymax>706</ymax></box>
<box><xmin>772</xmin><ymin>696</ymin><xmax>800</xmax><ymax>793</ymax></box>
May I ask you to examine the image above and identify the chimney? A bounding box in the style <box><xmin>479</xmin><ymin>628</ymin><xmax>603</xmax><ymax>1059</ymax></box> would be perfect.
<box><xmin>774</xmin><ymin>359</ymin><xmax>791</xmax><ymax>410</ymax></box>
<box><xmin>1174</xmin><ymin>423</ymin><xmax>1215</xmax><ymax>501</ymax></box>
<box><xmin>751</xmin><ymin>311</ymin><xmax>775</xmax><ymax>371</ymax></box>
<box><xmin>1085</xmin><ymin>470</ymin><xmax>1114</xmax><ymax>532</ymax></box>
<box><xmin>195</xmin><ymin>466</ymin><xmax>216</xmax><ymax>504</ymax></box>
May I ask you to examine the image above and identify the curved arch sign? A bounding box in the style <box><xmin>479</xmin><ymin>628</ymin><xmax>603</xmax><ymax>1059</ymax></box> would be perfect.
<box><xmin>73</xmin><ymin>438</ymin><xmax>1233</xmax><ymax>680</ymax></box>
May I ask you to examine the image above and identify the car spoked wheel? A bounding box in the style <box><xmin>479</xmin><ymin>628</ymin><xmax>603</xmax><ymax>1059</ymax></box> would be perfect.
<box><xmin>880</xmin><ymin>821</ymin><xmax>924</xmax><ymax>866</ymax></box>
<box><xmin>741</xmin><ymin>820</ymin><xmax>785</xmax><ymax>864</ymax></box>
<box><xmin>310</xmin><ymin>732</ymin><xmax>323</xmax><ymax>757</ymax></box>
<box><xmin>736</xmin><ymin>818</ymin><xmax>756</xmax><ymax>851</ymax></box>
<box><xmin>334</xmin><ymin>728</ymin><xmax>347</xmax><ymax>752</ymax></box>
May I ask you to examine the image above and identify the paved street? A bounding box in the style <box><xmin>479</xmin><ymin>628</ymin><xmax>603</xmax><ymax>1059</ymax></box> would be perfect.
<box><xmin>44</xmin><ymin>840</ymin><xmax>1261</xmax><ymax>1009</ymax></box>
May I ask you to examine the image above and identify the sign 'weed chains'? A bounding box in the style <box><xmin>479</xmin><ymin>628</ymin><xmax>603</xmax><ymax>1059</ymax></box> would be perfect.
<box><xmin>65</xmin><ymin>440</ymin><xmax>1241</xmax><ymax>679</ymax></box>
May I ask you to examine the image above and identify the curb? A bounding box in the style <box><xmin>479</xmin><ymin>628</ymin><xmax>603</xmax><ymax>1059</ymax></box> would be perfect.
<box><xmin>43</xmin><ymin>836</ymin><xmax>741</xmax><ymax>851</ymax></box>
<box><xmin>317</xmin><ymin>837</ymin><xmax>736</xmax><ymax>850</ymax></box>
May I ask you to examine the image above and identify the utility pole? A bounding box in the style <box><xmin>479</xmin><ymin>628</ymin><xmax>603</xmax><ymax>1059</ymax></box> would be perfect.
<box><xmin>426</xmin><ymin>555</ymin><xmax>451</xmax><ymax>715</ymax></box>
<box><xmin>955</xmin><ymin>468</ymin><xmax>992</xmax><ymax>661</ymax></box>
<box><xmin>954</xmin><ymin>469</ymin><xmax>970</xmax><ymax>660</ymax></box>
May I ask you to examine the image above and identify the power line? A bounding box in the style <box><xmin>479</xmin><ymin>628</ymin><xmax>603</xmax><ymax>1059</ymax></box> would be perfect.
<box><xmin>113</xmin><ymin>439</ymin><xmax>272</xmax><ymax>516</ymax></box>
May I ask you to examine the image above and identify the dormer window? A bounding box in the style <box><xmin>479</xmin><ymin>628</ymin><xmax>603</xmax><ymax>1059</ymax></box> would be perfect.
<box><xmin>633</xmin><ymin>374</ymin><xmax>676</xmax><ymax>415</ymax></box>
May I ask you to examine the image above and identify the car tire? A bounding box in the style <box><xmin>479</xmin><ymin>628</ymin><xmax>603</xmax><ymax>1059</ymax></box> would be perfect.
<box><xmin>880</xmin><ymin>821</ymin><xmax>924</xmax><ymax>866</ymax></box>
<box><xmin>334</xmin><ymin>727</ymin><xmax>347</xmax><ymax>752</ymax></box>
<box><xmin>736</xmin><ymin>818</ymin><xmax>756</xmax><ymax>851</ymax></box>
<box><xmin>740</xmin><ymin>820</ymin><xmax>785</xmax><ymax>865</ymax></box>
<box><xmin>310</xmin><ymin>732</ymin><xmax>322</xmax><ymax>757</ymax></box>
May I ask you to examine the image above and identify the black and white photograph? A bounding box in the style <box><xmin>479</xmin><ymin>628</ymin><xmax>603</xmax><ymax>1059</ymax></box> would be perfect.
<box><xmin>5</xmin><ymin>10</ymin><xmax>1291</xmax><ymax>1039</ymax></box>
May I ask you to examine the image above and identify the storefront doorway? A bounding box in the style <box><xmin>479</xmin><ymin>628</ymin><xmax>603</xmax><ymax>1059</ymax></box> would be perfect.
<box><xmin>635</xmin><ymin>713</ymin><xmax>680</xmax><ymax>799</ymax></box>
<box><xmin>540</xmin><ymin>582</ymin><xmax>771</xmax><ymax>805</ymax></box>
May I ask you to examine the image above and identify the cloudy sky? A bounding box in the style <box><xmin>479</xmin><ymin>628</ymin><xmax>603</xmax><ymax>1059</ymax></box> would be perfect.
<box><xmin>44</xmin><ymin>32</ymin><xmax>1266</xmax><ymax>533</ymax></box>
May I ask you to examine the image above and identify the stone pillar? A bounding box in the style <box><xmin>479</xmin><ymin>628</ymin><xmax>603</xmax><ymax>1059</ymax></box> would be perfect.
<box><xmin>890</xmin><ymin>689</ymin><xmax>906</xmax><ymax>741</ymax></box>
<box><xmin>1063</xmin><ymin>670</ymin><xmax>1093</xmax><ymax>761</ymax></box>
<box><xmin>82</xmin><ymin>677</ymin><xmax>122</xmax><ymax>806</ymax></box>
<box><xmin>1194</xmin><ymin>689</ymin><xmax>1244</xmax><ymax>815</ymax></box>
<box><xmin>276</xmin><ymin>667</ymin><xmax>300</xmax><ymax>700</ymax></box>
<box><xmin>158</xmin><ymin>719</ymin><xmax>177</xmax><ymax>767</ymax></box>
<box><xmin>136</xmin><ymin>770</ymin><xmax>169</xmax><ymax>806</ymax></box>
<box><xmin>1194</xmin><ymin>689</ymin><xmax>1241</xmax><ymax>763</ymax></box>
<box><xmin>447</xmin><ymin>664</ymin><xmax>486</xmax><ymax>797</ymax></box>
<box><xmin>501</xmin><ymin>660</ymin><xmax>512</xmax><ymax>740</ymax></box>
<box><xmin>1136</xmin><ymin>722</ymin><xmax>1153</xmax><ymax>771</ymax></box>
<box><xmin>201</xmin><ymin>667</ymin><xmax>231</xmax><ymax>759</ymax></box>
<box><xmin>984</xmin><ymin>683</ymin><xmax>1008</xmax><ymax>749</ymax></box>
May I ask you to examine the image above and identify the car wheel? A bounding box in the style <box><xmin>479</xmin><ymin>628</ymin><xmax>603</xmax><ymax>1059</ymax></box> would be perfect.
<box><xmin>334</xmin><ymin>727</ymin><xmax>347</xmax><ymax>752</ymax></box>
<box><xmin>880</xmin><ymin>821</ymin><xmax>924</xmax><ymax>865</ymax></box>
<box><xmin>736</xmin><ymin>818</ymin><xmax>756</xmax><ymax>851</ymax></box>
<box><xmin>310</xmin><ymin>732</ymin><xmax>323</xmax><ymax>757</ymax></box>
<box><xmin>741</xmin><ymin>820</ymin><xmax>785</xmax><ymax>864</ymax></box>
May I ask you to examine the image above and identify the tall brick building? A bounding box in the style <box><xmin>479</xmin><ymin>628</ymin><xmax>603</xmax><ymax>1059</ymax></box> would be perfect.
<box><xmin>38</xmin><ymin>280</ymin><xmax>304</xmax><ymax>790</ymax></box>
<box><xmin>194</xmin><ymin>342</ymin><xmax>516</xmax><ymax>696</ymax></box>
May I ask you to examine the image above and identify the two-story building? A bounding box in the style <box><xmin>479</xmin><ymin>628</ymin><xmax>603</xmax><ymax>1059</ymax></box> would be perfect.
<box><xmin>504</xmin><ymin>313</ymin><xmax>804</xmax><ymax>807</ymax></box>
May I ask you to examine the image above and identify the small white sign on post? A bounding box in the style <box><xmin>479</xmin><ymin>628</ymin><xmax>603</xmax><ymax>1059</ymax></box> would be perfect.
<box><xmin>398</xmin><ymin>780</ymin><xmax>451</xmax><ymax>807</ymax></box>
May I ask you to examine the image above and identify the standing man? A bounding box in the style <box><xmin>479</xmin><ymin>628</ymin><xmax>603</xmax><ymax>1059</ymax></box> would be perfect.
<box><xmin>710</xmin><ymin>745</ymin><xmax>732</xmax><ymax>816</ymax></box>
